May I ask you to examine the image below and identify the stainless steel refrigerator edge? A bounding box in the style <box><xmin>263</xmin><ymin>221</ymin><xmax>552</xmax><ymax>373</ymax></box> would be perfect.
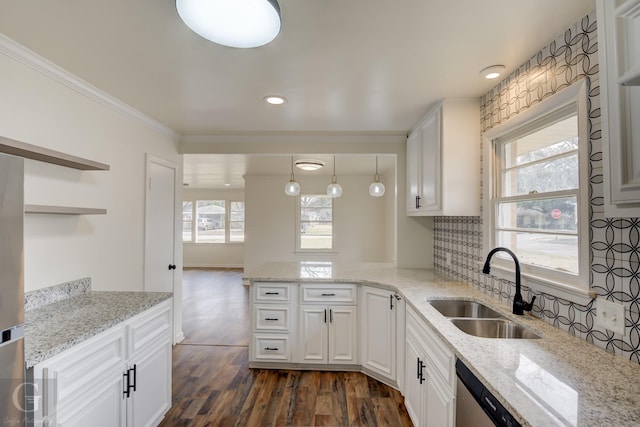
<box><xmin>0</xmin><ymin>153</ymin><xmax>25</xmax><ymax>423</ymax></box>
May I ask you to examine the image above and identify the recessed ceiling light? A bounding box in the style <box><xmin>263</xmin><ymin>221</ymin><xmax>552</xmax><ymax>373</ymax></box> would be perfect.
<box><xmin>264</xmin><ymin>95</ymin><xmax>287</xmax><ymax>105</ymax></box>
<box><xmin>295</xmin><ymin>159</ymin><xmax>324</xmax><ymax>171</ymax></box>
<box><xmin>479</xmin><ymin>65</ymin><xmax>506</xmax><ymax>80</ymax></box>
<box><xmin>224</xmin><ymin>183</ymin><xmax>231</xmax><ymax>186</ymax></box>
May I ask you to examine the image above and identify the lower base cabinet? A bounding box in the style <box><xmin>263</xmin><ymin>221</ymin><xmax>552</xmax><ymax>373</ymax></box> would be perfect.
<box><xmin>404</xmin><ymin>305</ymin><xmax>455</xmax><ymax>427</ymax></box>
<box><xmin>31</xmin><ymin>299</ymin><xmax>172</xmax><ymax>427</ymax></box>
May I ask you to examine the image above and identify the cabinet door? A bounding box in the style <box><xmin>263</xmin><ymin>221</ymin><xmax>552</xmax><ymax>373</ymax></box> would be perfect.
<box><xmin>33</xmin><ymin>326</ymin><xmax>127</xmax><ymax>427</ymax></box>
<box><xmin>56</xmin><ymin>373</ymin><xmax>127</xmax><ymax>427</ymax></box>
<box><xmin>597</xmin><ymin>0</ymin><xmax>640</xmax><ymax>214</ymax></box>
<box><xmin>403</xmin><ymin>330</ymin><xmax>425</xmax><ymax>427</ymax></box>
<box><xmin>298</xmin><ymin>306</ymin><xmax>328</xmax><ymax>363</ymax></box>
<box><xmin>328</xmin><ymin>306</ymin><xmax>357</xmax><ymax>364</ymax></box>
<box><xmin>425</xmin><ymin>374</ymin><xmax>455</xmax><ymax>427</ymax></box>
<box><xmin>360</xmin><ymin>287</ymin><xmax>396</xmax><ymax>379</ymax></box>
<box><xmin>407</xmin><ymin>130</ymin><xmax>421</xmax><ymax>213</ymax></box>
<box><xmin>127</xmin><ymin>300</ymin><xmax>172</xmax><ymax>427</ymax></box>
<box><xmin>127</xmin><ymin>341</ymin><xmax>172</xmax><ymax>427</ymax></box>
<box><xmin>419</xmin><ymin>107</ymin><xmax>441</xmax><ymax>211</ymax></box>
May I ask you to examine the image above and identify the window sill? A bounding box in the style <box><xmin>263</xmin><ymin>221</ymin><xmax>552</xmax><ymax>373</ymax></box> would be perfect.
<box><xmin>293</xmin><ymin>250</ymin><xmax>338</xmax><ymax>255</ymax></box>
<box><xmin>476</xmin><ymin>262</ymin><xmax>596</xmax><ymax>306</ymax></box>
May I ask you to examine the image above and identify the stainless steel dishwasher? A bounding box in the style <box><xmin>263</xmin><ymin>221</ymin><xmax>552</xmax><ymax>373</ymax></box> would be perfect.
<box><xmin>456</xmin><ymin>359</ymin><xmax>522</xmax><ymax>427</ymax></box>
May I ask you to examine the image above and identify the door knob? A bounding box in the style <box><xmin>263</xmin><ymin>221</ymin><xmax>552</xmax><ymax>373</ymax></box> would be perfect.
<box><xmin>168</xmin><ymin>264</ymin><xmax>177</xmax><ymax>270</ymax></box>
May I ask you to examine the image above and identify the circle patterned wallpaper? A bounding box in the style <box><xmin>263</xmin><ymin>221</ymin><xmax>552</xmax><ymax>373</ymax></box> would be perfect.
<box><xmin>434</xmin><ymin>12</ymin><xmax>640</xmax><ymax>364</ymax></box>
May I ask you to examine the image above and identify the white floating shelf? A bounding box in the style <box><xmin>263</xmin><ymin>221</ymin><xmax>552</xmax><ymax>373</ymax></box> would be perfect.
<box><xmin>1</xmin><ymin>136</ymin><xmax>110</xmax><ymax>171</ymax></box>
<box><xmin>25</xmin><ymin>205</ymin><xmax>107</xmax><ymax>215</ymax></box>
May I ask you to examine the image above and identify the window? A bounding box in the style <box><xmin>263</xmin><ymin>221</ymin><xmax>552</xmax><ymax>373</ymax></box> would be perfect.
<box><xmin>182</xmin><ymin>199</ymin><xmax>244</xmax><ymax>243</ymax></box>
<box><xmin>229</xmin><ymin>201</ymin><xmax>245</xmax><ymax>242</ymax></box>
<box><xmin>298</xmin><ymin>195</ymin><xmax>333</xmax><ymax>251</ymax></box>
<box><xmin>495</xmin><ymin>110</ymin><xmax>579</xmax><ymax>273</ymax></box>
<box><xmin>483</xmin><ymin>82</ymin><xmax>589</xmax><ymax>299</ymax></box>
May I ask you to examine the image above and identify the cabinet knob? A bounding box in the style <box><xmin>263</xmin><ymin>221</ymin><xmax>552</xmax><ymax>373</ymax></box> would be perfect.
<box><xmin>168</xmin><ymin>264</ymin><xmax>177</xmax><ymax>270</ymax></box>
<box><xmin>416</xmin><ymin>195</ymin><xmax>421</xmax><ymax>209</ymax></box>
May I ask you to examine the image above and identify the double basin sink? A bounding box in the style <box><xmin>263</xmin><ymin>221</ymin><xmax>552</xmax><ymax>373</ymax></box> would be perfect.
<box><xmin>429</xmin><ymin>299</ymin><xmax>540</xmax><ymax>339</ymax></box>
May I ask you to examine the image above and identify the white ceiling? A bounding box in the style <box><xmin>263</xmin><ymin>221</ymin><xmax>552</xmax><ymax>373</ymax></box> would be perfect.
<box><xmin>0</xmin><ymin>0</ymin><xmax>595</xmax><ymax>189</ymax></box>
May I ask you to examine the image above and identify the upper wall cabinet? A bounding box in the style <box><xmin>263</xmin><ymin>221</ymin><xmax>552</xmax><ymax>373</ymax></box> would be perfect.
<box><xmin>597</xmin><ymin>0</ymin><xmax>640</xmax><ymax>216</ymax></box>
<box><xmin>406</xmin><ymin>98</ymin><xmax>480</xmax><ymax>216</ymax></box>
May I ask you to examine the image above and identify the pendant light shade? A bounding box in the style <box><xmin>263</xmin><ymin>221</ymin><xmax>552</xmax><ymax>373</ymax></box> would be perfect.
<box><xmin>176</xmin><ymin>0</ymin><xmax>281</xmax><ymax>49</ymax></box>
<box><xmin>369</xmin><ymin>156</ymin><xmax>385</xmax><ymax>197</ymax></box>
<box><xmin>327</xmin><ymin>156</ymin><xmax>342</xmax><ymax>198</ymax></box>
<box><xmin>284</xmin><ymin>156</ymin><xmax>300</xmax><ymax>196</ymax></box>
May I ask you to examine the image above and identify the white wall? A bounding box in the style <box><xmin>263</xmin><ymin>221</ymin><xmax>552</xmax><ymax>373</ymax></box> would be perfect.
<box><xmin>0</xmin><ymin>41</ymin><xmax>182</xmax><ymax>313</ymax></box>
<box><xmin>183</xmin><ymin>188</ymin><xmax>245</xmax><ymax>267</ymax></box>
<box><xmin>244</xmin><ymin>174</ymin><xmax>394</xmax><ymax>272</ymax></box>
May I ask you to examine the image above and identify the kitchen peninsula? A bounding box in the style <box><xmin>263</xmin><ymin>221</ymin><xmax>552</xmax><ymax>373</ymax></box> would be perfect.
<box><xmin>244</xmin><ymin>261</ymin><xmax>640</xmax><ymax>427</ymax></box>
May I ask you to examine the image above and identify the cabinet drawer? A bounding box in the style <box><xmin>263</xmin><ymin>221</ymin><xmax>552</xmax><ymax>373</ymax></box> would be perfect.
<box><xmin>254</xmin><ymin>305</ymin><xmax>290</xmax><ymax>331</ymax></box>
<box><xmin>127</xmin><ymin>299</ymin><xmax>172</xmax><ymax>358</ymax></box>
<box><xmin>254</xmin><ymin>283</ymin><xmax>291</xmax><ymax>302</ymax></box>
<box><xmin>300</xmin><ymin>284</ymin><xmax>357</xmax><ymax>304</ymax></box>
<box><xmin>252</xmin><ymin>335</ymin><xmax>291</xmax><ymax>361</ymax></box>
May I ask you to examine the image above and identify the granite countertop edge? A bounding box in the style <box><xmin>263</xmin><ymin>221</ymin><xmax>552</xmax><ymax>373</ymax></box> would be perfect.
<box><xmin>244</xmin><ymin>262</ymin><xmax>640</xmax><ymax>427</ymax></box>
<box><xmin>24</xmin><ymin>291</ymin><xmax>173</xmax><ymax>368</ymax></box>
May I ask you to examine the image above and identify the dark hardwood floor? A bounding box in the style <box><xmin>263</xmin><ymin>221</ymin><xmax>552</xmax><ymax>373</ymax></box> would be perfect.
<box><xmin>159</xmin><ymin>268</ymin><xmax>413</xmax><ymax>427</ymax></box>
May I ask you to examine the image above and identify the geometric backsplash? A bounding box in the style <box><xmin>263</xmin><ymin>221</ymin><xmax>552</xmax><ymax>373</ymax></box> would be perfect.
<box><xmin>433</xmin><ymin>11</ymin><xmax>640</xmax><ymax>364</ymax></box>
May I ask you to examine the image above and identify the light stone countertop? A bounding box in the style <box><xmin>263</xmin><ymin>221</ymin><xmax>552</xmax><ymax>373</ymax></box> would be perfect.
<box><xmin>244</xmin><ymin>261</ymin><xmax>640</xmax><ymax>427</ymax></box>
<box><xmin>24</xmin><ymin>291</ymin><xmax>172</xmax><ymax>368</ymax></box>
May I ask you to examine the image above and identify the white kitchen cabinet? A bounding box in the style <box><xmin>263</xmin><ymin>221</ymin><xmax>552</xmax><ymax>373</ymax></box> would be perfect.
<box><xmin>32</xmin><ymin>300</ymin><xmax>172</xmax><ymax>427</ymax></box>
<box><xmin>597</xmin><ymin>0</ymin><xmax>640</xmax><ymax>216</ymax></box>
<box><xmin>297</xmin><ymin>284</ymin><xmax>358</xmax><ymax>364</ymax></box>
<box><xmin>406</xmin><ymin>98</ymin><xmax>480</xmax><ymax>216</ymax></box>
<box><xmin>298</xmin><ymin>305</ymin><xmax>357</xmax><ymax>364</ymax></box>
<box><xmin>404</xmin><ymin>305</ymin><xmax>456</xmax><ymax>427</ymax></box>
<box><xmin>359</xmin><ymin>286</ymin><xmax>400</xmax><ymax>384</ymax></box>
<box><xmin>250</xmin><ymin>282</ymin><xmax>295</xmax><ymax>363</ymax></box>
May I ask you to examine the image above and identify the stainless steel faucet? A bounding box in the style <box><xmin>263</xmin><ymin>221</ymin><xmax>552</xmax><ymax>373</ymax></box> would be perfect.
<box><xmin>482</xmin><ymin>247</ymin><xmax>536</xmax><ymax>315</ymax></box>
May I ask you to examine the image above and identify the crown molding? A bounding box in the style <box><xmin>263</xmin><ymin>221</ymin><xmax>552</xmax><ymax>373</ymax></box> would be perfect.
<box><xmin>0</xmin><ymin>33</ymin><xmax>178</xmax><ymax>141</ymax></box>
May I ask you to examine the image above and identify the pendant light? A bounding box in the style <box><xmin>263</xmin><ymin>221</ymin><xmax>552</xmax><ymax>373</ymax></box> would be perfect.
<box><xmin>176</xmin><ymin>0</ymin><xmax>282</xmax><ymax>49</ymax></box>
<box><xmin>284</xmin><ymin>156</ymin><xmax>300</xmax><ymax>196</ymax></box>
<box><xmin>369</xmin><ymin>156</ymin><xmax>385</xmax><ymax>197</ymax></box>
<box><xmin>326</xmin><ymin>156</ymin><xmax>343</xmax><ymax>198</ymax></box>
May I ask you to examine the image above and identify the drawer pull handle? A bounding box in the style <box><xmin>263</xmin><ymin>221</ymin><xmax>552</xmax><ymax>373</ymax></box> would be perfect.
<box><xmin>265</xmin><ymin>292</ymin><xmax>280</xmax><ymax>295</ymax></box>
<box><xmin>264</xmin><ymin>347</ymin><xmax>279</xmax><ymax>351</ymax></box>
<box><xmin>321</xmin><ymin>293</ymin><xmax>336</xmax><ymax>296</ymax></box>
<box><xmin>264</xmin><ymin>317</ymin><xmax>279</xmax><ymax>321</ymax></box>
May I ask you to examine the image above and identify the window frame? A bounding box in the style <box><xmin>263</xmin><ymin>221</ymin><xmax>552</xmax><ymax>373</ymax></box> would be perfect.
<box><xmin>182</xmin><ymin>198</ymin><xmax>244</xmax><ymax>244</ymax></box>
<box><xmin>481</xmin><ymin>80</ymin><xmax>593</xmax><ymax>304</ymax></box>
<box><xmin>296</xmin><ymin>194</ymin><xmax>335</xmax><ymax>253</ymax></box>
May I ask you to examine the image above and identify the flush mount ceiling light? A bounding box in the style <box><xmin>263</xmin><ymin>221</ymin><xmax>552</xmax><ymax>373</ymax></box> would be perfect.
<box><xmin>264</xmin><ymin>95</ymin><xmax>287</xmax><ymax>105</ymax></box>
<box><xmin>284</xmin><ymin>156</ymin><xmax>300</xmax><ymax>196</ymax></box>
<box><xmin>176</xmin><ymin>0</ymin><xmax>281</xmax><ymax>49</ymax></box>
<box><xmin>295</xmin><ymin>159</ymin><xmax>324</xmax><ymax>171</ymax></box>
<box><xmin>480</xmin><ymin>65</ymin><xmax>506</xmax><ymax>80</ymax></box>
<box><xmin>369</xmin><ymin>156</ymin><xmax>385</xmax><ymax>197</ymax></box>
<box><xmin>326</xmin><ymin>156</ymin><xmax>342</xmax><ymax>198</ymax></box>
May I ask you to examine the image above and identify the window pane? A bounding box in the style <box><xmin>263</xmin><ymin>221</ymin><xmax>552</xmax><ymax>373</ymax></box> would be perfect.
<box><xmin>502</xmin><ymin>153</ymin><xmax>578</xmax><ymax>196</ymax></box>
<box><xmin>497</xmin><ymin>197</ymin><xmax>577</xmax><ymax>232</ymax></box>
<box><xmin>230</xmin><ymin>201</ymin><xmax>245</xmax><ymax>243</ymax></box>
<box><xmin>300</xmin><ymin>221</ymin><xmax>333</xmax><ymax>249</ymax></box>
<box><xmin>182</xmin><ymin>201</ymin><xmax>193</xmax><ymax>242</ymax></box>
<box><xmin>496</xmin><ymin>231</ymin><xmax>578</xmax><ymax>274</ymax></box>
<box><xmin>196</xmin><ymin>200</ymin><xmax>225</xmax><ymax>243</ymax></box>
<box><xmin>504</xmin><ymin>116</ymin><xmax>578</xmax><ymax>168</ymax></box>
<box><xmin>301</xmin><ymin>195</ymin><xmax>332</xmax><ymax>208</ymax></box>
<box><xmin>301</xmin><ymin>207</ymin><xmax>332</xmax><ymax>221</ymax></box>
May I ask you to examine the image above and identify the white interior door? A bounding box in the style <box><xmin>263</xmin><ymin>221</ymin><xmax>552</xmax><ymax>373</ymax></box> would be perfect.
<box><xmin>144</xmin><ymin>155</ymin><xmax>176</xmax><ymax>293</ymax></box>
